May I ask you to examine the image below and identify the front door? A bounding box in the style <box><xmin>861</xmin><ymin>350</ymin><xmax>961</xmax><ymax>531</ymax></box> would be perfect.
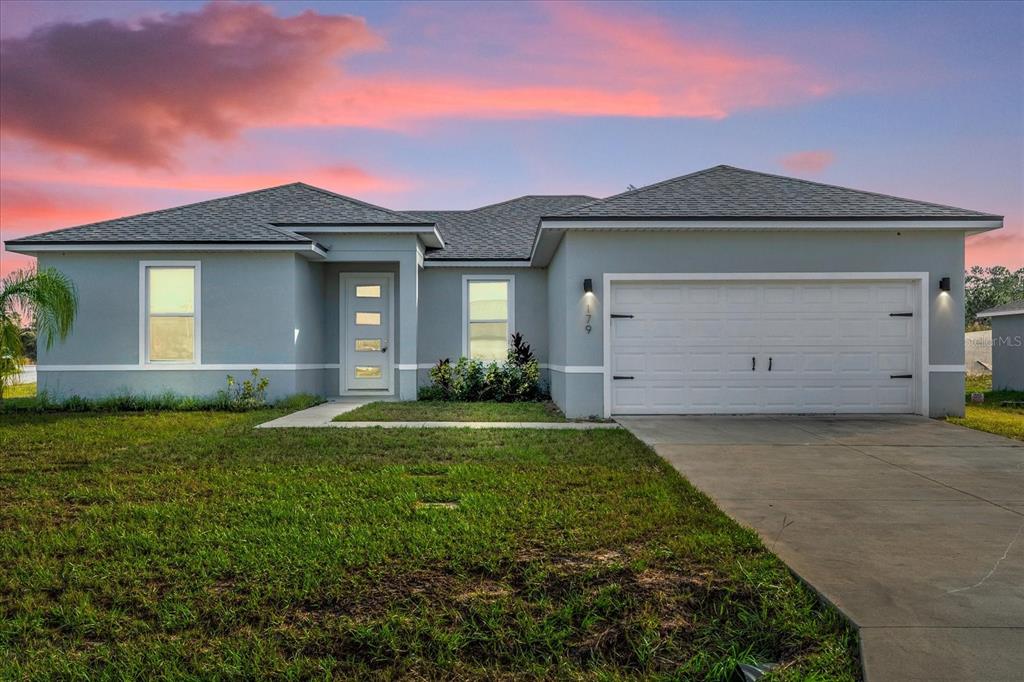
<box><xmin>342</xmin><ymin>274</ymin><xmax>392</xmax><ymax>391</ymax></box>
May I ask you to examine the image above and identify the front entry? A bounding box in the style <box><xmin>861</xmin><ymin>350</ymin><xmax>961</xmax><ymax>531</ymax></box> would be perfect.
<box><xmin>341</xmin><ymin>274</ymin><xmax>393</xmax><ymax>392</ymax></box>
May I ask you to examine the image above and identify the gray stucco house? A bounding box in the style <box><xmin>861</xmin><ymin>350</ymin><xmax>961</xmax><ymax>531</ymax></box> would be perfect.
<box><xmin>5</xmin><ymin>165</ymin><xmax>1003</xmax><ymax>417</ymax></box>
<box><xmin>977</xmin><ymin>301</ymin><xmax>1024</xmax><ymax>390</ymax></box>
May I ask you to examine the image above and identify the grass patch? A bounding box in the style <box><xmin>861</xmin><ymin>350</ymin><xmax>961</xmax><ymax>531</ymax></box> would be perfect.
<box><xmin>335</xmin><ymin>400</ymin><xmax>568</xmax><ymax>422</ymax></box>
<box><xmin>3</xmin><ymin>382</ymin><xmax>36</xmax><ymax>400</ymax></box>
<box><xmin>1</xmin><ymin>410</ymin><xmax>858</xmax><ymax>679</ymax></box>
<box><xmin>949</xmin><ymin>374</ymin><xmax>1024</xmax><ymax>441</ymax></box>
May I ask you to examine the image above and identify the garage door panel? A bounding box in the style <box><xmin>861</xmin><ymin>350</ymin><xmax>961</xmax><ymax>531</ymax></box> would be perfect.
<box><xmin>609</xmin><ymin>280</ymin><xmax>918</xmax><ymax>414</ymax></box>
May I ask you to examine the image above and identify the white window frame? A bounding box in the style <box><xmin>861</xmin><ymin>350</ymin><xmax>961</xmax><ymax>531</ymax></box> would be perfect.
<box><xmin>139</xmin><ymin>261</ymin><xmax>201</xmax><ymax>366</ymax></box>
<box><xmin>462</xmin><ymin>275</ymin><xmax>515</xmax><ymax>361</ymax></box>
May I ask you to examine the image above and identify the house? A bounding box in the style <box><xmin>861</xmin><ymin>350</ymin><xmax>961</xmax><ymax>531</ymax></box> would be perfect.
<box><xmin>4</xmin><ymin>165</ymin><xmax>1003</xmax><ymax>418</ymax></box>
<box><xmin>976</xmin><ymin>301</ymin><xmax>1024</xmax><ymax>390</ymax></box>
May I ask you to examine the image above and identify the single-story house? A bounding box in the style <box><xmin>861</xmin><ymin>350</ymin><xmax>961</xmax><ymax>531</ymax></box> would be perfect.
<box><xmin>976</xmin><ymin>301</ymin><xmax>1024</xmax><ymax>390</ymax></box>
<box><xmin>4</xmin><ymin>165</ymin><xmax>1003</xmax><ymax>417</ymax></box>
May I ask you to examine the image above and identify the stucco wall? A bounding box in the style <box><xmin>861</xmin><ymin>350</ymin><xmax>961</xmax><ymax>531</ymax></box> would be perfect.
<box><xmin>35</xmin><ymin>251</ymin><xmax>319</xmax><ymax>399</ymax></box>
<box><xmin>417</xmin><ymin>267</ymin><xmax>548</xmax><ymax>365</ymax></box>
<box><xmin>992</xmin><ymin>315</ymin><xmax>1024</xmax><ymax>390</ymax></box>
<box><xmin>549</xmin><ymin>229</ymin><xmax>967</xmax><ymax>418</ymax></box>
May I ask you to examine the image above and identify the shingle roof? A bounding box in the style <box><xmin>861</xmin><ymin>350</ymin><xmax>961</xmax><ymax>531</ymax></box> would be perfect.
<box><xmin>407</xmin><ymin>195</ymin><xmax>595</xmax><ymax>260</ymax></box>
<box><xmin>5</xmin><ymin>182</ymin><xmax>430</xmax><ymax>245</ymax></box>
<box><xmin>551</xmin><ymin>165</ymin><xmax>1001</xmax><ymax>220</ymax></box>
<box><xmin>977</xmin><ymin>300</ymin><xmax>1024</xmax><ymax>317</ymax></box>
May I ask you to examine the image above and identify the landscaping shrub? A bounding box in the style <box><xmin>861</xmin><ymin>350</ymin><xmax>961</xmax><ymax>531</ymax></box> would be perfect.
<box><xmin>218</xmin><ymin>368</ymin><xmax>270</xmax><ymax>410</ymax></box>
<box><xmin>423</xmin><ymin>333</ymin><xmax>543</xmax><ymax>402</ymax></box>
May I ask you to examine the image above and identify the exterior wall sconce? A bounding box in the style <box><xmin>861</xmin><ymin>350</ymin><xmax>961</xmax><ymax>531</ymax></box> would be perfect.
<box><xmin>939</xmin><ymin>277</ymin><xmax>951</xmax><ymax>292</ymax></box>
<box><xmin>583</xmin><ymin>278</ymin><xmax>593</xmax><ymax>294</ymax></box>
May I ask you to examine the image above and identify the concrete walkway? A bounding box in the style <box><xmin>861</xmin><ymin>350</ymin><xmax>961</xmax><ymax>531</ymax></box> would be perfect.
<box><xmin>617</xmin><ymin>415</ymin><xmax>1024</xmax><ymax>682</ymax></box>
<box><xmin>256</xmin><ymin>400</ymin><xmax>619</xmax><ymax>429</ymax></box>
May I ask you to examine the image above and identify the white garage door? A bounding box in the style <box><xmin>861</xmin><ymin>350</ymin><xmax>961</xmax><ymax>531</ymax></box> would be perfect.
<box><xmin>609</xmin><ymin>280</ymin><xmax>919</xmax><ymax>414</ymax></box>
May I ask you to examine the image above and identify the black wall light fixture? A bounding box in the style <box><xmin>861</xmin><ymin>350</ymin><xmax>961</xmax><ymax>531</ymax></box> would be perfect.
<box><xmin>939</xmin><ymin>276</ymin><xmax>951</xmax><ymax>292</ymax></box>
<box><xmin>583</xmin><ymin>278</ymin><xmax>593</xmax><ymax>294</ymax></box>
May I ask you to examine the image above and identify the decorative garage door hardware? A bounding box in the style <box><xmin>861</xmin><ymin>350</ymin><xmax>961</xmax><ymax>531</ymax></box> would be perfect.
<box><xmin>890</xmin><ymin>374</ymin><xmax>913</xmax><ymax>379</ymax></box>
<box><xmin>889</xmin><ymin>312</ymin><xmax>914</xmax><ymax>317</ymax></box>
<box><xmin>613</xmin><ymin>375</ymin><xmax>634</xmax><ymax>380</ymax></box>
<box><xmin>610</xmin><ymin>313</ymin><xmax>634</xmax><ymax>319</ymax></box>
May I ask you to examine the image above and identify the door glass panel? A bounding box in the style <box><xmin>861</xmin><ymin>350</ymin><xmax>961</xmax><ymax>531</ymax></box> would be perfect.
<box><xmin>355</xmin><ymin>366</ymin><xmax>382</xmax><ymax>378</ymax></box>
<box><xmin>468</xmin><ymin>321</ymin><xmax>508</xmax><ymax>362</ymax></box>
<box><xmin>468</xmin><ymin>281</ymin><xmax>508</xmax><ymax>320</ymax></box>
<box><xmin>149</xmin><ymin>317</ymin><xmax>194</xmax><ymax>361</ymax></box>
<box><xmin>355</xmin><ymin>339</ymin><xmax>382</xmax><ymax>351</ymax></box>
<box><xmin>355</xmin><ymin>312</ymin><xmax>381</xmax><ymax>325</ymax></box>
<box><xmin>355</xmin><ymin>285</ymin><xmax>381</xmax><ymax>298</ymax></box>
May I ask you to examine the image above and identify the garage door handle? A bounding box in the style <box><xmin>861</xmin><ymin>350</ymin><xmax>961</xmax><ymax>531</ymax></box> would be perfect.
<box><xmin>768</xmin><ymin>357</ymin><xmax>772</xmax><ymax>372</ymax></box>
<box><xmin>610</xmin><ymin>314</ymin><xmax>634</xmax><ymax>319</ymax></box>
<box><xmin>889</xmin><ymin>312</ymin><xmax>914</xmax><ymax>317</ymax></box>
<box><xmin>890</xmin><ymin>374</ymin><xmax>913</xmax><ymax>379</ymax></box>
<box><xmin>612</xmin><ymin>375</ymin><xmax>634</xmax><ymax>380</ymax></box>
<box><xmin>752</xmin><ymin>356</ymin><xmax>756</xmax><ymax>371</ymax></box>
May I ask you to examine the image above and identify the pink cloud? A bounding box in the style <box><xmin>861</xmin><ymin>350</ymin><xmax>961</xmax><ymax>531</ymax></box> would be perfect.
<box><xmin>966</xmin><ymin>225</ymin><xmax>1024</xmax><ymax>269</ymax></box>
<box><xmin>1</xmin><ymin>2</ymin><xmax>835</xmax><ymax>163</ymax></box>
<box><xmin>0</xmin><ymin>2</ymin><xmax>381</xmax><ymax>166</ymax></box>
<box><xmin>780</xmin><ymin>150</ymin><xmax>836</xmax><ymax>174</ymax></box>
<box><xmin>2</xmin><ymin>163</ymin><xmax>410</xmax><ymax>195</ymax></box>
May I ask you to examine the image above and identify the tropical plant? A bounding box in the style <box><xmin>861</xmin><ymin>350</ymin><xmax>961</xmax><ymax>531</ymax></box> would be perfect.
<box><xmin>423</xmin><ymin>334</ymin><xmax>542</xmax><ymax>402</ymax></box>
<box><xmin>218</xmin><ymin>368</ymin><xmax>271</xmax><ymax>410</ymax></box>
<box><xmin>1</xmin><ymin>267</ymin><xmax>78</xmax><ymax>398</ymax></box>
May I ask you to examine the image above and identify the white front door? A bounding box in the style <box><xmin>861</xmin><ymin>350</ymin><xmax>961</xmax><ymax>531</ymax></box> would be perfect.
<box><xmin>342</xmin><ymin>274</ymin><xmax>392</xmax><ymax>391</ymax></box>
<box><xmin>609</xmin><ymin>280</ymin><xmax>919</xmax><ymax>414</ymax></box>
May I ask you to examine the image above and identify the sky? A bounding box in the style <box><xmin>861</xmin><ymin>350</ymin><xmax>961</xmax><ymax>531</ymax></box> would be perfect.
<box><xmin>1</xmin><ymin>0</ymin><xmax>1021</xmax><ymax>277</ymax></box>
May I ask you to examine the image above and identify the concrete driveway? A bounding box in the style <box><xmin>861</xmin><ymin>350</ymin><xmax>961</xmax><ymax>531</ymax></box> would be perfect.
<box><xmin>617</xmin><ymin>415</ymin><xmax>1024</xmax><ymax>682</ymax></box>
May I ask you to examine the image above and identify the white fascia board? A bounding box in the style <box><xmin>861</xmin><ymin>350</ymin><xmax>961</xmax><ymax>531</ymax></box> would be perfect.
<box><xmin>6</xmin><ymin>242</ymin><xmax>328</xmax><ymax>258</ymax></box>
<box><xmin>539</xmin><ymin>218</ymin><xmax>1003</xmax><ymax>230</ymax></box>
<box><xmin>423</xmin><ymin>260</ymin><xmax>533</xmax><ymax>268</ymax></box>
<box><xmin>529</xmin><ymin>218</ymin><xmax>1002</xmax><ymax>266</ymax></box>
<box><xmin>288</xmin><ymin>224</ymin><xmax>445</xmax><ymax>248</ymax></box>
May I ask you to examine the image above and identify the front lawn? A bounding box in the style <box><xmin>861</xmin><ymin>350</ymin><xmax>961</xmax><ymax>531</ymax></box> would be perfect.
<box><xmin>2</xmin><ymin>381</ymin><xmax>36</xmax><ymax>400</ymax></box>
<box><xmin>334</xmin><ymin>400</ymin><xmax>567</xmax><ymax>422</ymax></box>
<box><xmin>1</xmin><ymin>410</ymin><xmax>857</xmax><ymax>679</ymax></box>
<box><xmin>949</xmin><ymin>374</ymin><xmax>1024</xmax><ymax>441</ymax></box>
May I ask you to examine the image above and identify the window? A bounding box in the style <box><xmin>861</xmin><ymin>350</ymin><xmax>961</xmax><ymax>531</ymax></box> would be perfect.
<box><xmin>464</xmin><ymin>276</ymin><xmax>514</xmax><ymax>362</ymax></box>
<box><xmin>355</xmin><ymin>285</ymin><xmax>381</xmax><ymax>298</ymax></box>
<box><xmin>142</xmin><ymin>263</ymin><xmax>199</xmax><ymax>363</ymax></box>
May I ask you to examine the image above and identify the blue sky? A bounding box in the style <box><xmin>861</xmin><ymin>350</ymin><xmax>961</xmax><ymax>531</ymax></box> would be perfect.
<box><xmin>1</xmin><ymin>1</ymin><xmax>1021</xmax><ymax>274</ymax></box>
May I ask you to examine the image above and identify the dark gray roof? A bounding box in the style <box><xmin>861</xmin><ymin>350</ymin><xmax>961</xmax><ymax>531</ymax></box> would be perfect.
<box><xmin>408</xmin><ymin>195</ymin><xmax>595</xmax><ymax>260</ymax></box>
<box><xmin>977</xmin><ymin>300</ymin><xmax>1024</xmax><ymax>317</ymax></box>
<box><xmin>551</xmin><ymin>165</ymin><xmax>1001</xmax><ymax>220</ymax></box>
<box><xmin>5</xmin><ymin>183</ymin><xmax>430</xmax><ymax>245</ymax></box>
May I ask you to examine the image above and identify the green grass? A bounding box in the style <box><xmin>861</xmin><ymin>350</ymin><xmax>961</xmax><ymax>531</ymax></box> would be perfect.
<box><xmin>949</xmin><ymin>374</ymin><xmax>1024</xmax><ymax>441</ymax></box>
<box><xmin>335</xmin><ymin>400</ymin><xmax>568</xmax><ymax>422</ymax></box>
<box><xmin>3</xmin><ymin>382</ymin><xmax>36</xmax><ymax>399</ymax></box>
<box><xmin>1</xmin><ymin>410</ymin><xmax>858</xmax><ymax>679</ymax></box>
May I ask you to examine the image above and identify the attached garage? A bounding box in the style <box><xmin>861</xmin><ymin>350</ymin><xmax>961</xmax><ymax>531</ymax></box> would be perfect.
<box><xmin>607</xmin><ymin>276</ymin><xmax>924</xmax><ymax>415</ymax></box>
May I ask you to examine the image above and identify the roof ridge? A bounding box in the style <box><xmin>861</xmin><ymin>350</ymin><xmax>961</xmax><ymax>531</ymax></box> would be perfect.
<box><xmin>13</xmin><ymin>182</ymin><xmax>311</xmax><ymax>239</ymax></box>
<box><xmin>293</xmin><ymin>182</ymin><xmax>432</xmax><ymax>224</ymax></box>
<box><xmin>547</xmin><ymin>166</ymin><xmax>728</xmax><ymax>216</ymax></box>
<box><xmin>713</xmin><ymin>165</ymin><xmax>999</xmax><ymax>217</ymax></box>
<box><xmin>466</xmin><ymin>194</ymin><xmax>597</xmax><ymax>213</ymax></box>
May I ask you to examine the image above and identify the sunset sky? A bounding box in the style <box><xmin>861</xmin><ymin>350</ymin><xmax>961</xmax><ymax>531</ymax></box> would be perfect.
<box><xmin>1</xmin><ymin>0</ymin><xmax>1021</xmax><ymax>276</ymax></box>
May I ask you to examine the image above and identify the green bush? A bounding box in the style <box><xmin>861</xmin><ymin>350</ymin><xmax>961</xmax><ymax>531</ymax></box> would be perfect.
<box><xmin>424</xmin><ymin>332</ymin><xmax>543</xmax><ymax>402</ymax></box>
<box><xmin>217</xmin><ymin>368</ymin><xmax>270</xmax><ymax>411</ymax></box>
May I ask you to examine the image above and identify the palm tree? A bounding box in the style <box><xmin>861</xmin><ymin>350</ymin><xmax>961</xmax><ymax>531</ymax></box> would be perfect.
<box><xmin>1</xmin><ymin>267</ymin><xmax>78</xmax><ymax>398</ymax></box>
